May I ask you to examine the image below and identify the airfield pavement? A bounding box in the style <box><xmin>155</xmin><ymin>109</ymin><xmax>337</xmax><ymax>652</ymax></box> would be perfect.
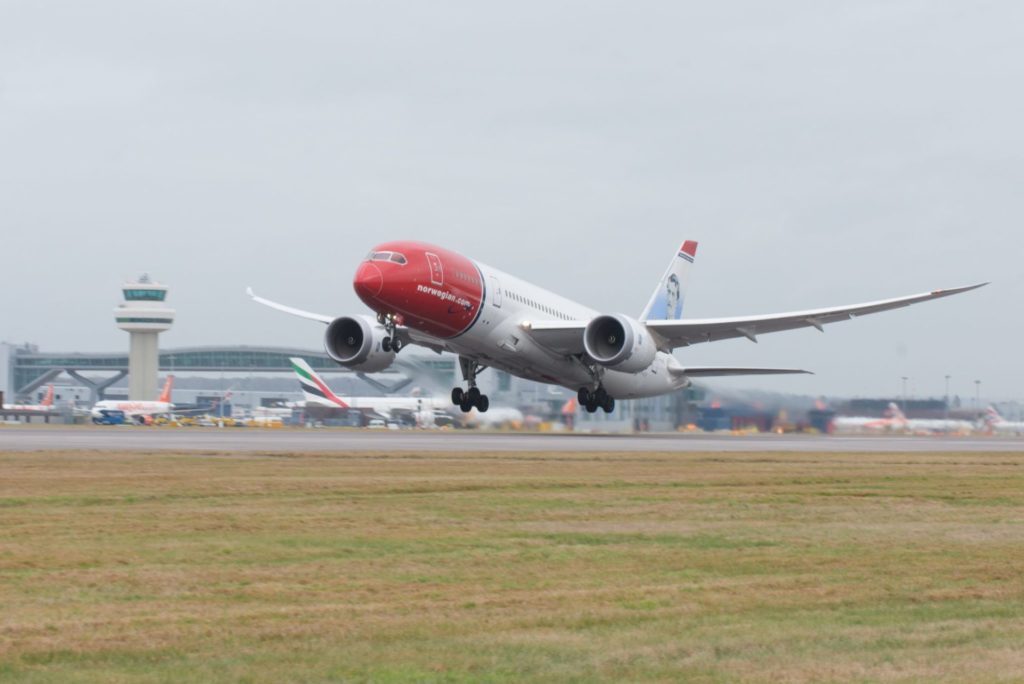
<box><xmin>3</xmin><ymin>424</ymin><xmax>1024</xmax><ymax>452</ymax></box>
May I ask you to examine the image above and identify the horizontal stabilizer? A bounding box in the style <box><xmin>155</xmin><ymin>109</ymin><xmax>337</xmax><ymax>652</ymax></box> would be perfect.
<box><xmin>669</xmin><ymin>366</ymin><xmax>812</xmax><ymax>377</ymax></box>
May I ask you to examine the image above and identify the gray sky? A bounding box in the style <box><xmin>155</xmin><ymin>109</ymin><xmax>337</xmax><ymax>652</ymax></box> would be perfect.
<box><xmin>2</xmin><ymin>1</ymin><xmax>1021</xmax><ymax>400</ymax></box>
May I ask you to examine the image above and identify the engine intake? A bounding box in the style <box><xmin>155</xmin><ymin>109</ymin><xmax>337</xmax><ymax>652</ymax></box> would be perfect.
<box><xmin>583</xmin><ymin>314</ymin><xmax>657</xmax><ymax>373</ymax></box>
<box><xmin>324</xmin><ymin>315</ymin><xmax>396</xmax><ymax>372</ymax></box>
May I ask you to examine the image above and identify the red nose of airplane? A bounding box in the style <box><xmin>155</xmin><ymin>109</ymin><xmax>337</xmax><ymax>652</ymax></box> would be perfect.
<box><xmin>353</xmin><ymin>262</ymin><xmax>383</xmax><ymax>298</ymax></box>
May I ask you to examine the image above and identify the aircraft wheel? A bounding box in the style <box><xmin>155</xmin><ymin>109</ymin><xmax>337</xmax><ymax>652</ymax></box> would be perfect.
<box><xmin>477</xmin><ymin>395</ymin><xmax>490</xmax><ymax>413</ymax></box>
<box><xmin>594</xmin><ymin>387</ymin><xmax>608</xmax><ymax>403</ymax></box>
<box><xmin>460</xmin><ymin>398</ymin><xmax>474</xmax><ymax>413</ymax></box>
<box><xmin>451</xmin><ymin>387</ymin><xmax>464</xmax><ymax>405</ymax></box>
<box><xmin>602</xmin><ymin>396</ymin><xmax>615</xmax><ymax>413</ymax></box>
<box><xmin>467</xmin><ymin>387</ymin><xmax>481</xmax><ymax>404</ymax></box>
<box><xmin>382</xmin><ymin>336</ymin><xmax>392</xmax><ymax>353</ymax></box>
<box><xmin>577</xmin><ymin>387</ymin><xmax>592</xmax><ymax>405</ymax></box>
<box><xmin>391</xmin><ymin>337</ymin><xmax>403</xmax><ymax>353</ymax></box>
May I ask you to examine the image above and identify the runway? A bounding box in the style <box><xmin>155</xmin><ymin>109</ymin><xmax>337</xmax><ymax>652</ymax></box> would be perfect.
<box><xmin>2</xmin><ymin>426</ymin><xmax>1023</xmax><ymax>452</ymax></box>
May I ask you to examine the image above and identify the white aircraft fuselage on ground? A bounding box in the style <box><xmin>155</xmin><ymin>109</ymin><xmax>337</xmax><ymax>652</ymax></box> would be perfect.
<box><xmin>985</xmin><ymin>406</ymin><xmax>1024</xmax><ymax>435</ymax></box>
<box><xmin>91</xmin><ymin>376</ymin><xmax>176</xmax><ymax>423</ymax></box>
<box><xmin>290</xmin><ymin>357</ymin><xmax>450</xmax><ymax>426</ymax></box>
<box><xmin>3</xmin><ymin>385</ymin><xmax>55</xmax><ymax>413</ymax></box>
<box><xmin>250</xmin><ymin>240</ymin><xmax>985</xmax><ymax>415</ymax></box>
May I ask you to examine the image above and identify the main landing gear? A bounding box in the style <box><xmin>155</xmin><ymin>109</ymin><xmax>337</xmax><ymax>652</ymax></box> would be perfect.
<box><xmin>578</xmin><ymin>386</ymin><xmax>615</xmax><ymax>414</ymax></box>
<box><xmin>377</xmin><ymin>312</ymin><xmax>404</xmax><ymax>353</ymax></box>
<box><xmin>452</xmin><ymin>357</ymin><xmax>489</xmax><ymax>413</ymax></box>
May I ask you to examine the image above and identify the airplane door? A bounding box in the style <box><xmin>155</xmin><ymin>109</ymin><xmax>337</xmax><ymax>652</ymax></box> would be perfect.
<box><xmin>426</xmin><ymin>252</ymin><xmax>444</xmax><ymax>286</ymax></box>
<box><xmin>489</xmin><ymin>276</ymin><xmax>502</xmax><ymax>307</ymax></box>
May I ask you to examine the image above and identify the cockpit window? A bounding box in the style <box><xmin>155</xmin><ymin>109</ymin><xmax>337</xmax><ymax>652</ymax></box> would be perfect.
<box><xmin>364</xmin><ymin>250</ymin><xmax>407</xmax><ymax>264</ymax></box>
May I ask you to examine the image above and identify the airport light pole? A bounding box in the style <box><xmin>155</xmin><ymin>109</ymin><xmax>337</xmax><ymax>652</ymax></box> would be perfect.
<box><xmin>974</xmin><ymin>379</ymin><xmax>981</xmax><ymax>409</ymax></box>
<box><xmin>945</xmin><ymin>375</ymin><xmax>951</xmax><ymax>423</ymax></box>
<box><xmin>901</xmin><ymin>376</ymin><xmax>909</xmax><ymax>413</ymax></box>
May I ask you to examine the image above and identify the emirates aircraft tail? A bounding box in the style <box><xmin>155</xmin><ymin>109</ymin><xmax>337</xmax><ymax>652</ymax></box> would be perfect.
<box><xmin>640</xmin><ymin>240</ymin><xmax>697</xmax><ymax>321</ymax></box>
<box><xmin>290</xmin><ymin>357</ymin><xmax>349</xmax><ymax>408</ymax></box>
<box><xmin>158</xmin><ymin>376</ymin><xmax>174</xmax><ymax>403</ymax></box>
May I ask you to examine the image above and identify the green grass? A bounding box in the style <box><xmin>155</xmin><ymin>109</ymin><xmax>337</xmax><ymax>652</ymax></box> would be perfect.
<box><xmin>1</xmin><ymin>448</ymin><xmax>1023</xmax><ymax>682</ymax></box>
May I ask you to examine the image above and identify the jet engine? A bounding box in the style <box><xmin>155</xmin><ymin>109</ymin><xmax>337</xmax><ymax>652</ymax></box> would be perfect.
<box><xmin>324</xmin><ymin>315</ymin><xmax>396</xmax><ymax>372</ymax></box>
<box><xmin>583</xmin><ymin>314</ymin><xmax>657</xmax><ymax>373</ymax></box>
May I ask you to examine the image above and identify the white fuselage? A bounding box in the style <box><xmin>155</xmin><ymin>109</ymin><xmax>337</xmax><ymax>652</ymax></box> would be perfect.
<box><xmin>405</xmin><ymin>261</ymin><xmax>689</xmax><ymax>400</ymax></box>
<box><xmin>990</xmin><ymin>420</ymin><xmax>1024</xmax><ymax>435</ymax></box>
<box><xmin>91</xmin><ymin>400</ymin><xmax>173</xmax><ymax>419</ymax></box>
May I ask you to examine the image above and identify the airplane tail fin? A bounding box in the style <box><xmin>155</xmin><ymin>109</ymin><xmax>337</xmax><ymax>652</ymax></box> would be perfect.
<box><xmin>985</xmin><ymin>405</ymin><xmax>1004</xmax><ymax>425</ymax></box>
<box><xmin>640</xmin><ymin>240</ymin><xmax>697</xmax><ymax>321</ymax></box>
<box><xmin>158</xmin><ymin>376</ymin><xmax>174</xmax><ymax>403</ymax></box>
<box><xmin>289</xmin><ymin>357</ymin><xmax>349</xmax><ymax>408</ymax></box>
<box><xmin>885</xmin><ymin>402</ymin><xmax>908</xmax><ymax>423</ymax></box>
<box><xmin>41</xmin><ymin>384</ymin><xmax>54</xmax><ymax>407</ymax></box>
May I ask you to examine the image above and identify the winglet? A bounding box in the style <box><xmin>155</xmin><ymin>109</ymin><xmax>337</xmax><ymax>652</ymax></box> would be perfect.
<box><xmin>247</xmin><ymin>288</ymin><xmax>334</xmax><ymax>324</ymax></box>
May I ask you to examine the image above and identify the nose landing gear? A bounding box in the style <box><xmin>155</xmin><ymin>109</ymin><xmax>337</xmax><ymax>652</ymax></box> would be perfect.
<box><xmin>578</xmin><ymin>386</ymin><xmax>615</xmax><ymax>414</ymax></box>
<box><xmin>377</xmin><ymin>312</ymin><xmax>404</xmax><ymax>353</ymax></box>
<box><xmin>453</xmin><ymin>357</ymin><xmax>489</xmax><ymax>413</ymax></box>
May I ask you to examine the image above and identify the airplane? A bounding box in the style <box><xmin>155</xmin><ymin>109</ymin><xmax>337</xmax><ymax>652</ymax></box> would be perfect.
<box><xmin>984</xmin><ymin>406</ymin><xmax>1024</xmax><ymax>435</ymax></box>
<box><xmin>91</xmin><ymin>376</ymin><xmax>177</xmax><ymax>424</ymax></box>
<box><xmin>3</xmin><ymin>384</ymin><xmax>56</xmax><ymax>413</ymax></box>
<box><xmin>885</xmin><ymin>402</ymin><xmax>975</xmax><ymax>434</ymax></box>
<box><xmin>248</xmin><ymin>240</ymin><xmax>985</xmax><ymax>414</ymax></box>
<box><xmin>290</xmin><ymin>357</ymin><xmax>452</xmax><ymax>427</ymax></box>
<box><xmin>830</xmin><ymin>406</ymin><xmax>904</xmax><ymax>433</ymax></box>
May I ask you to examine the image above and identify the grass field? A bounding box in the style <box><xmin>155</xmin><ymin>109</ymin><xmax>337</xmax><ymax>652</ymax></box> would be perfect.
<box><xmin>1</xmin><ymin>448</ymin><xmax>1023</xmax><ymax>683</ymax></box>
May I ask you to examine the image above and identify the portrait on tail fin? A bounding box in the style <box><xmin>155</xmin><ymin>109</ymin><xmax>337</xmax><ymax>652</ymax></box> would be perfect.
<box><xmin>641</xmin><ymin>240</ymin><xmax>697</xmax><ymax>321</ymax></box>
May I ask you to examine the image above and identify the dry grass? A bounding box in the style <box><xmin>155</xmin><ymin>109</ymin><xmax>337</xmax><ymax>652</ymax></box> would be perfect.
<box><xmin>1</xmin><ymin>448</ymin><xmax>1023</xmax><ymax>682</ymax></box>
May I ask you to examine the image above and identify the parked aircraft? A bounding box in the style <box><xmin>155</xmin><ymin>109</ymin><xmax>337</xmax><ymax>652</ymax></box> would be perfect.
<box><xmin>290</xmin><ymin>357</ymin><xmax>451</xmax><ymax>427</ymax></box>
<box><xmin>830</xmin><ymin>406</ymin><xmax>904</xmax><ymax>433</ymax></box>
<box><xmin>90</xmin><ymin>376</ymin><xmax>177</xmax><ymax>424</ymax></box>
<box><xmin>250</xmin><ymin>240</ymin><xmax>984</xmax><ymax>414</ymax></box>
<box><xmin>984</xmin><ymin>406</ymin><xmax>1024</xmax><ymax>435</ymax></box>
<box><xmin>887</xmin><ymin>403</ymin><xmax>975</xmax><ymax>434</ymax></box>
<box><xmin>3</xmin><ymin>384</ymin><xmax>55</xmax><ymax>413</ymax></box>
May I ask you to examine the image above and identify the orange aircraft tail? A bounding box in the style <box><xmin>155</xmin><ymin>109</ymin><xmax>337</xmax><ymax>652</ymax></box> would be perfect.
<box><xmin>158</xmin><ymin>375</ymin><xmax>175</xmax><ymax>403</ymax></box>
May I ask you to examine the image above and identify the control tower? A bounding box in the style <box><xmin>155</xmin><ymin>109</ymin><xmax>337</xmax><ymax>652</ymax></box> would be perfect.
<box><xmin>115</xmin><ymin>275</ymin><xmax>175</xmax><ymax>400</ymax></box>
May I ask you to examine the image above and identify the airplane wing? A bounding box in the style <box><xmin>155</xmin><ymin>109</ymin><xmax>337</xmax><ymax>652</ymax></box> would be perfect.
<box><xmin>247</xmin><ymin>287</ymin><xmax>334</xmax><ymax>324</ymax></box>
<box><xmin>247</xmin><ymin>287</ymin><xmax>424</xmax><ymax>349</ymax></box>
<box><xmin>525</xmin><ymin>283</ymin><xmax>986</xmax><ymax>354</ymax></box>
<box><xmin>669</xmin><ymin>367</ymin><xmax>811</xmax><ymax>377</ymax></box>
<box><xmin>645</xmin><ymin>283</ymin><xmax>986</xmax><ymax>348</ymax></box>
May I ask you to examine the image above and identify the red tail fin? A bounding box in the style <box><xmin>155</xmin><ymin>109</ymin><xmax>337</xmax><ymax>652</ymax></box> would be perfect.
<box><xmin>41</xmin><ymin>384</ymin><xmax>54</xmax><ymax>407</ymax></box>
<box><xmin>158</xmin><ymin>375</ymin><xmax>174</xmax><ymax>403</ymax></box>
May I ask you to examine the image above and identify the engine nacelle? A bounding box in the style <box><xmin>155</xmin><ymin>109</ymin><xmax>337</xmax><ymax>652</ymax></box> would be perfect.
<box><xmin>583</xmin><ymin>314</ymin><xmax>657</xmax><ymax>373</ymax></box>
<box><xmin>324</xmin><ymin>315</ymin><xmax>396</xmax><ymax>372</ymax></box>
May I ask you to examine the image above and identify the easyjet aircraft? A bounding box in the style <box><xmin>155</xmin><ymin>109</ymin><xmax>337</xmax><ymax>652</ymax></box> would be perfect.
<box><xmin>3</xmin><ymin>384</ymin><xmax>55</xmax><ymax>412</ymax></box>
<box><xmin>91</xmin><ymin>376</ymin><xmax>177</xmax><ymax>424</ymax></box>
<box><xmin>249</xmin><ymin>241</ymin><xmax>984</xmax><ymax>414</ymax></box>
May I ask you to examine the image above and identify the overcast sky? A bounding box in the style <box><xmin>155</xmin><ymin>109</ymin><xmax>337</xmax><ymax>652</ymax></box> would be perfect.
<box><xmin>2</xmin><ymin>1</ymin><xmax>1021</xmax><ymax>400</ymax></box>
